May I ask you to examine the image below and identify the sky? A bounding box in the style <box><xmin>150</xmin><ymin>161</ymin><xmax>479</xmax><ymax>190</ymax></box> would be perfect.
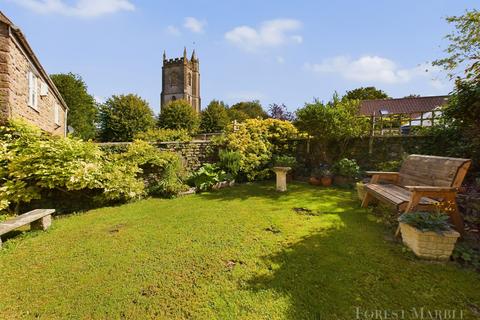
<box><xmin>1</xmin><ymin>0</ymin><xmax>478</xmax><ymax>114</ymax></box>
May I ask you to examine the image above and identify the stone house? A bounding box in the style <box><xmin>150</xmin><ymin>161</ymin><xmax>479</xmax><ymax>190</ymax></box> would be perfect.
<box><xmin>0</xmin><ymin>11</ymin><xmax>68</xmax><ymax>136</ymax></box>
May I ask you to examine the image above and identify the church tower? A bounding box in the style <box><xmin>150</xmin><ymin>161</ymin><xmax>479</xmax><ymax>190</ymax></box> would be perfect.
<box><xmin>161</xmin><ymin>48</ymin><xmax>201</xmax><ymax>113</ymax></box>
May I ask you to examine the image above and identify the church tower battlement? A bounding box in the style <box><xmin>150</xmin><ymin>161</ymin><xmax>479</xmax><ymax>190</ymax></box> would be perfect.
<box><xmin>161</xmin><ymin>48</ymin><xmax>201</xmax><ymax>113</ymax></box>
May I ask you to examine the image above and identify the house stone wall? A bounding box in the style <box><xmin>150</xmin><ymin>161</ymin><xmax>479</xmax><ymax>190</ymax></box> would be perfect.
<box><xmin>0</xmin><ymin>22</ymin><xmax>66</xmax><ymax>135</ymax></box>
<box><xmin>0</xmin><ymin>23</ymin><xmax>9</xmax><ymax>123</ymax></box>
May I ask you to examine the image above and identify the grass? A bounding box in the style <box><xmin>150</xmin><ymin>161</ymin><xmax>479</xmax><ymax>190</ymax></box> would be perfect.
<box><xmin>0</xmin><ymin>182</ymin><xmax>479</xmax><ymax>319</ymax></box>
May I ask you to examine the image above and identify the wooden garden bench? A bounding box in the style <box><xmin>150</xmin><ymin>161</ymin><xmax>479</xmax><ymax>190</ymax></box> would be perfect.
<box><xmin>0</xmin><ymin>209</ymin><xmax>55</xmax><ymax>248</ymax></box>
<box><xmin>361</xmin><ymin>155</ymin><xmax>471</xmax><ymax>234</ymax></box>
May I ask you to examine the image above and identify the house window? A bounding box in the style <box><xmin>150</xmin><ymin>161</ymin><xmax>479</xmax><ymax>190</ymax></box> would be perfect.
<box><xmin>54</xmin><ymin>103</ymin><xmax>60</xmax><ymax>125</ymax></box>
<box><xmin>188</xmin><ymin>73</ymin><xmax>192</xmax><ymax>86</ymax></box>
<box><xmin>28</xmin><ymin>71</ymin><xmax>39</xmax><ymax>110</ymax></box>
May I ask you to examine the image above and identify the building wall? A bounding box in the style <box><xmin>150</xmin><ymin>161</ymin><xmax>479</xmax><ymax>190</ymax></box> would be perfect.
<box><xmin>0</xmin><ymin>23</ymin><xmax>10</xmax><ymax>123</ymax></box>
<box><xmin>0</xmin><ymin>23</ymin><xmax>66</xmax><ymax>135</ymax></box>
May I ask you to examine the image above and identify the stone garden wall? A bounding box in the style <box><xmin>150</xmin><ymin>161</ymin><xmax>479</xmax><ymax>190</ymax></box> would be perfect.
<box><xmin>296</xmin><ymin>135</ymin><xmax>447</xmax><ymax>171</ymax></box>
<box><xmin>156</xmin><ymin>141</ymin><xmax>217</xmax><ymax>172</ymax></box>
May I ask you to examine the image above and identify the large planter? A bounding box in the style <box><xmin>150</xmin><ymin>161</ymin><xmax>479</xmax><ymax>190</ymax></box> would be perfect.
<box><xmin>321</xmin><ymin>177</ymin><xmax>332</xmax><ymax>187</ymax></box>
<box><xmin>356</xmin><ymin>182</ymin><xmax>366</xmax><ymax>201</ymax></box>
<box><xmin>309</xmin><ymin>177</ymin><xmax>321</xmax><ymax>186</ymax></box>
<box><xmin>399</xmin><ymin>222</ymin><xmax>460</xmax><ymax>261</ymax></box>
<box><xmin>273</xmin><ymin>167</ymin><xmax>291</xmax><ymax>192</ymax></box>
<box><xmin>333</xmin><ymin>175</ymin><xmax>352</xmax><ymax>186</ymax></box>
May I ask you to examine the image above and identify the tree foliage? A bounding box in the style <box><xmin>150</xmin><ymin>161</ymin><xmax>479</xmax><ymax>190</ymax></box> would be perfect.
<box><xmin>98</xmin><ymin>94</ymin><xmax>155</xmax><ymax>142</ymax></box>
<box><xmin>343</xmin><ymin>87</ymin><xmax>389</xmax><ymax>101</ymax></box>
<box><xmin>50</xmin><ymin>73</ymin><xmax>97</xmax><ymax>140</ymax></box>
<box><xmin>433</xmin><ymin>9</ymin><xmax>480</xmax><ymax>81</ymax></box>
<box><xmin>228</xmin><ymin>101</ymin><xmax>268</xmax><ymax>122</ymax></box>
<box><xmin>158</xmin><ymin>99</ymin><xmax>200</xmax><ymax>133</ymax></box>
<box><xmin>134</xmin><ymin>128</ymin><xmax>192</xmax><ymax>142</ymax></box>
<box><xmin>268</xmin><ymin>103</ymin><xmax>295</xmax><ymax>121</ymax></box>
<box><xmin>200</xmin><ymin>100</ymin><xmax>230</xmax><ymax>133</ymax></box>
<box><xmin>295</xmin><ymin>96</ymin><xmax>370</xmax><ymax>162</ymax></box>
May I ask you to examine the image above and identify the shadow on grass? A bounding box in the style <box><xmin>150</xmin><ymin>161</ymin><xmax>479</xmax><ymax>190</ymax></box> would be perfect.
<box><xmin>242</xmin><ymin>206</ymin><xmax>478</xmax><ymax>320</ymax></box>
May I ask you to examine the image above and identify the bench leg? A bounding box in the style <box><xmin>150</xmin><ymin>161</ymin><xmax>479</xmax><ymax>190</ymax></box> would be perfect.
<box><xmin>396</xmin><ymin>194</ymin><xmax>423</xmax><ymax>237</ymax></box>
<box><xmin>361</xmin><ymin>192</ymin><xmax>373</xmax><ymax>208</ymax></box>
<box><xmin>31</xmin><ymin>215</ymin><xmax>52</xmax><ymax>231</ymax></box>
<box><xmin>445</xmin><ymin>195</ymin><xmax>464</xmax><ymax>235</ymax></box>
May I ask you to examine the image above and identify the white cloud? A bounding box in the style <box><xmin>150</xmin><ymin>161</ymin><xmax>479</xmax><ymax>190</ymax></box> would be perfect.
<box><xmin>276</xmin><ymin>56</ymin><xmax>285</xmax><ymax>64</ymax></box>
<box><xmin>184</xmin><ymin>17</ymin><xmax>206</xmax><ymax>33</ymax></box>
<box><xmin>305</xmin><ymin>55</ymin><xmax>443</xmax><ymax>86</ymax></box>
<box><xmin>165</xmin><ymin>25</ymin><xmax>181</xmax><ymax>36</ymax></box>
<box><xmin>13</xmin><ymin>0</ymin><xmax>135</xmax><ymax>18</ymax></box>
<box><xmin>225</xmin><ymin>19</ymin><xmax>303</xmax><ymax>52</ymax></box>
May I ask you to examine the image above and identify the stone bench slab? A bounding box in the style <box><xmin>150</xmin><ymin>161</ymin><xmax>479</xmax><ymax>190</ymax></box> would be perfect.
<box><xmin>0</xmin><ymin>209</ymin><xmax>55</xmax><ymax>236</ymax></box>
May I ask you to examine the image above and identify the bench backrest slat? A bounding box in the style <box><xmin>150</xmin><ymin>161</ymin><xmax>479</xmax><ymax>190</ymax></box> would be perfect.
<box><xmin>398</xmin><ymin>155</ymin><xmax>471</xmax><ymax>188</ymax></box>
<box><xmin>0</xmin><ymin>209</ymin><xmax>55</xmax><ymax>235</ymax></box>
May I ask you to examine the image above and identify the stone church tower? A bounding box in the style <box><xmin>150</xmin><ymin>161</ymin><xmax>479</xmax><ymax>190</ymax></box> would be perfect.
<box><xmin>161</xmin><ymin>48</ymin><xmax>201</xmax><ymax>113</ymax></box>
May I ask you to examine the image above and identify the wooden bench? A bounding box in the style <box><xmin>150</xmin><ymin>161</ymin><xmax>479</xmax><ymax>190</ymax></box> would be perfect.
<box><xmin>361</xmin><ymin>155</ymin><xmax>471</xmax><ymax>234</ymax></box>
<box><xmin>0</xmin><ymin>209</ymin><xmax>55</xmax><ymax>248</ymax></box>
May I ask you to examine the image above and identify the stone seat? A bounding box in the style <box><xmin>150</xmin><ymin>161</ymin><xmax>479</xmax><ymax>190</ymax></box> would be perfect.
<box><xmin>0</xmin><ymin>209</ymin><xmax>55</xmax><ymax>247</ymax></box>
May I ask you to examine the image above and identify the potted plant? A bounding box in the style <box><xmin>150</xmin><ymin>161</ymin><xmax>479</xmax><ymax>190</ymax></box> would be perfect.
<box><xmin>320</xmin><ymin>168</ymin><xmax>333</xmax><ymax>187</ymax></box>
<box><xmin>332</xmin><ymin>158</ymin><xmax>360</xmax><ymax>186</ymax></box>
<box><xmin>309</xmin><ymin>168</ymin><xmax>322</xmax><ymax>186</ymax></box>
<box><xmin>398</xmin><ymin>212</ymin><xmax>460</xmax><ymax>260</ymax></box>
<box><xmin>273</xmin><ymin>155</ymin><xmax>297</xmax><ymax>182</ymax></box>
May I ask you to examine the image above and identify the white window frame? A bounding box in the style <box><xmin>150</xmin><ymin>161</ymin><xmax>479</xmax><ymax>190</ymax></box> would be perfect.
<box><xmin>54</xmin><ymin>103</ymin><xmax>60</xmax><ymax>125</ymax></box>
<box><xmin>28</xmin><ymin>71</ymin><xmax>39</xmax><ymax>110</ymax></box>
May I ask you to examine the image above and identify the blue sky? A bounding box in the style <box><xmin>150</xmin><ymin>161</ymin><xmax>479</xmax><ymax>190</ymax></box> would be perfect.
<box><xmin>1</xmin><ymin>0</ymin><xmax>478</xmax><ymax>114</ymax></box>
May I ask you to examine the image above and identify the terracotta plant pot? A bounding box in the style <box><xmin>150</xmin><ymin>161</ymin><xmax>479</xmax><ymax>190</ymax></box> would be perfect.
<box><xmin>309</xmin><ymin>177</ymin><xmax>321</xmax><ymax>186</ymax></box>
<box><xmin>333</xmin><ymin>175</ymin><xmax>351</xmax><ymax>186</ymax></box>
<box><xmin>320</xmin><ymin>177</ymin><xmax>332</xmax><ymax>187</ymax></box>
<box><xmin>399</xmin><ymin>222</ymin><xmax>460</xmax><ymax>260</ymax></box>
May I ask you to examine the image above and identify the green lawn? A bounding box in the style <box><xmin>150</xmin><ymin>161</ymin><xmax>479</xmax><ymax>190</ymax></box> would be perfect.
<box><xmin>0</xmin><ymin>182</ymin><xmax>479</xmax><ymax>319</ymax></box>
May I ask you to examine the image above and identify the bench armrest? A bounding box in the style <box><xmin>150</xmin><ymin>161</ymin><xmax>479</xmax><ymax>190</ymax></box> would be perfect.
<box><xmin>404</xmin><ymin>186</ymin><xmax>458</xmax><ymax>192</ymax></box>
<box><xmin>366</xmin><ymin>171</ymin><xmax>399</xmax><ymax>184</ymax></box>
<box><xmin>365</xmin><ymin>171</ymin><xmax>398</xmax><ymax>176</ymax></box>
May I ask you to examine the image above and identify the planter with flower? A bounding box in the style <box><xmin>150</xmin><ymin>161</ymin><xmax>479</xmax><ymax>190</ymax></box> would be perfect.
<box><xmin>319</xmin><ymin>168</ymin><xmax>333</xmax><ymax>187</ymax></box>
<box><xmin>332</xmin><ymin>158</ymin><xmax>360</xmax><ymax>187</ymax></box>
<box><xmin>398</xmin><ymin>212</ymin><xmax>460</xmax><ymax>260</ymax></box>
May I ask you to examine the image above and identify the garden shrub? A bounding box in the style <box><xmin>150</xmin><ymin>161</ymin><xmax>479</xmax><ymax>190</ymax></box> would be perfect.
<box><xmin>214</xmin><ymin>118</ymin><xmax>299</xmax><ymax>181</ymax></box>
<box><xmin>134</xmin><ymin>128</ymin><xmax>192</xmax><ymax>142</ymax></box>
<box><xmin>398</xmin><ymin>212</ymin><xmax>452</xmax><ymax>234</ymax></box>
<box><xmin>332</xmin><ymin>158</ymin><xmax>360</xmax><ymax>178</ymax></box>
<box><xmin>0</xmin><ymin>120</ymin><xmax>144</xmax><ymax>213</ymax></box>
<box><xmin>118</xmin><ymin>140</ymin><xmax>187</xmax><ymax>197</ymax></box>
<box><xmin>0</xmin><ymin>121</ymin><xmax>187</xmax><ymax>214</ymax></box>
<box><xmin>188</xmin><ymin>164</ymin><xmax>227</xmax><ymax>192</ymax></box>
<box><xmin>218</xmin><ymin>149</ymin><xmax>241</xmax><ymax>178</ymax></box>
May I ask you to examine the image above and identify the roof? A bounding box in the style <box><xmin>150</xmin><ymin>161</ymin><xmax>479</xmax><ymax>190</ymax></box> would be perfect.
<box><xmin>358</xmin><ymin>96</ymin><xmax>449</xmax><ymax>116</ymax></box>
<box><xmin>0</xmin><ymin>11</ymin><xmax>69</xmax><ymax>111</ymax></box>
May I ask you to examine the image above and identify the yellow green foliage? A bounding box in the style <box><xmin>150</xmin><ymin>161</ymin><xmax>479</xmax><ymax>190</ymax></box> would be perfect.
<box><xmin>216</xmin><ymin>119</ymin><xmax>299</xmax><ymax>181</ymax></box>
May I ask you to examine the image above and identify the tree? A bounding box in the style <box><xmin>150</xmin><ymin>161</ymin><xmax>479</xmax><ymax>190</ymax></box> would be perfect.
<box><xmin>228</xmin><ymin>100</ymin><xmax>268</xmax><ymax>122</ymax></box>
<box><xmin>200</xmin><ymin>100</ymin><xmax>230</xmax><ymax>133</ymax></box>
<box><xmin>158</xmin><ymin>99</ymin><xmax>199</xmax><ymax>133</ymax></box>
<box><xmin>433</xmin><ymin>9</ymin><xmax>480</xmax><ymax>81</ymax></box>
<box><xmin>295</xmin><ymin>96</ymin><xmax>370</xmax><ymax>161</ymax></box>
<box><xmin>343</xmin><ymin>87</ymin><xmax>389</xmax><ymax>101</ymax></box>
<box><xmin>268</xmin><ymin>103</ymin><xmax>295</xmax><ymax>121</ymax></box>
<box><xmin>98</xmin><ymin>94</ymin><xmax>155</xmax><ymax>142</ymax></box>
<box><xmin>50</xmin><ymin>73</ymin><xmax>97</xmax><ymax>140</ymax></box>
